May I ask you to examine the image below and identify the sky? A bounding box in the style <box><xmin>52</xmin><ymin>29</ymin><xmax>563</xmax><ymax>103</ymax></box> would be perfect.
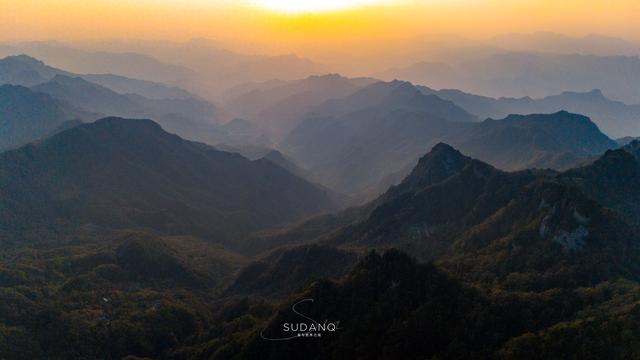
<box><xmin>2</xmin><ymin>0</ymin><xmax>639</xmax><ymax>55</ymax></box>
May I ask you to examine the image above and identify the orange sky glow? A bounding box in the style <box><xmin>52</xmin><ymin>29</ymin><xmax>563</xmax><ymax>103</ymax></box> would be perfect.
<box><xmin>1</xmin><ymin>0</ymin><xmax>639</xmax><ymax>54</ymax></box>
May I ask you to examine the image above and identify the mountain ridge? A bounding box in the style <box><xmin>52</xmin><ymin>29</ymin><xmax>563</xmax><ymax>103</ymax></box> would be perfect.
<box><xmin>0</xmin><ymin>117</ymin><xmax>336</xmax><ymax>246</ymax></box>
<box><xmin>0</xmin><ymin>84</ymin><xmax>92</xmax><ymax>150</ymax></box>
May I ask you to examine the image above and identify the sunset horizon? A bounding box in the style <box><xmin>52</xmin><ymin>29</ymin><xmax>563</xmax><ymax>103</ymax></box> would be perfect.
<box><xmin>3</xmin><ymin>1</ymin><xmax>640</xmax><ymax>45</ymax></box>
<box><xmin>2</xmin><ymin>1</ymin><xmax>640</xmax><ymax>358</ymax></box>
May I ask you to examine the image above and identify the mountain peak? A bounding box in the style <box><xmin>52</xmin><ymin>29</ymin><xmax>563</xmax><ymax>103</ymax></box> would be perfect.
<box><xmin>553</xmin><ymin>109</ymin><xmax>572</xmax><ymax>116</ymax></box>
<box><xmin>1</xmin><ymin>54</ymin><xmax>44</xmax><ymax>66</ymax></box>
<box><xmin>430</xmin><ymin>142</ymin><xmax>460</xmax><ymax>154</ymax></box>
<box><xmin>417</xmin><ymin>142</ymin><xmax>470</xmax><ymax>169</ymax></box>
<box><xmin>46</xmin><ymin>117</ymin><xmax>170</xmax><ymax>149</ymax></box>
<box><xmin>390</xmin><ymin>80</ymin><xmax>418</xmax><ymax>93</ymax></box>
<box><xmin>0</xmin><ymin>54</ymin><xmax>68</xmax><ymax>87</ymax></box>
<box><xmin>399</xmin><ymin>143</ymin><xmax>473</xmax><ymax>189</ymax></box>
<box><xmin>551</xmin><ymin>110</ymin><xmax>594</xmax><ymax>121</ymax></box>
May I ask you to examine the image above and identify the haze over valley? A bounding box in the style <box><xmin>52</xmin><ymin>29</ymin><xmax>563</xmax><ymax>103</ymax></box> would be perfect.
<box><xmin>2</xmin><ymin>1</ymin><xmax>640</xmax><ymax>358</ymax></box>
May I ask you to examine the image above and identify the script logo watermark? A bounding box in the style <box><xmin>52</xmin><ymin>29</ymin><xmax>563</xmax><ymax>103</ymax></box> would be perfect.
<box><xmin>260</xmin><ymin>298</ymin><xmax>341</xmax><ymax>341</ymax></box>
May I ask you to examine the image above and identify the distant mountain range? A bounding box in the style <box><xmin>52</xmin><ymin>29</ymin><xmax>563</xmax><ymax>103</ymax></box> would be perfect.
<box><xmin>0</xmin><ymin>55</ymin><xmax>279</xmax><ymax>150</ymax></box>
<box><xmin>0</xmin><ymin>54</ymin><xmax>72</xmax><ymax>86</ymax></box>
<box><xmin>81</xmin><ymin>73</ymin><xmax>195</xmax><ymax>100</ymax></box>
<box><xmin>455</xmin><ymin>111</ymin><xmax>618</xmax><ymax>171</ymax></box>
<box><xmin>0</xmin><ymin>84</ymin><xmax>91</xmax><ymax>150</ymax></box>
<box><xmin>31</xmin><ymin>74</ymin><xmax>223</xmax><ymax>138</ymax></box>
<box><xmin>223</xmin><ymin>74</ymin><xmax>377</xmax><ymax>139</ymax></box>
<box><xmin>0</xmin><ymin>55</ymin><xmax>215</xmax><ymax>122</ymax></box>
<box><xmin>280</xmin><ymin>80</ymin><xmax>477</xmax><ymax>195</ymax></box>
<box><xmin>381</xmin><ymin>51</ymin><xmax>640</xmax><ymax>106</ymax></box>
<box><xmin>0</xmin><ymin>117</ymin><xmax>335</xmax><ymax>246</ymax></box>
<box><xmin>280</xmin><ymin>80</ymin><xmax>617</xmax><ymax>199</ymax></box>
<box><xmin>489</xmin><ymin>32</ymin><xmax>640</xmax><ymax>56</ymax></box>
<box><xmin>0</xmin><ymin>54</ymin><xmax>195</xmax><ymax>100</ymax></box>
<box><xmin>418</xmin><ymin>85</ymin><xmax>640</xmax><ymax>138</ymax></box>
<box><xmin>115</xmin><ymin>38</ymin><xmax>328</xmax><ymax>97</ymax></box>
<box><xmin>0</xmin><ymin>40</ymin><xmax>327</xmax><ymax>99</ymax></box>
<box><xmin>0</xmin><ymin>43</ymin><xmax>196</xmax><ymax>88</ymax></box>
<box><xmin>32</xmin><ymin>74</ymin><xmax>143</xmax><ymax>116</ymax></box>
<box><xmin>307</xmin><ymin>80</ymin><xmax>477</xmax><ymax>122</ymax></box>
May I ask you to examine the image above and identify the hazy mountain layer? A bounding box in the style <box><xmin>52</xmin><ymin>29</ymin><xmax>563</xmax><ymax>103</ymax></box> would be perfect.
<box><xmin>281</xmin><ymin>81</ymin><xmax>476</xmax><ymax>195</ymax></box>
<box><xmin>32</xmin><ymin>74</ymin><xmax>221</xmax><ymax>124</ymax></box>
<box><xmin>384</xmin><ymin>52</ymin><xmax>640</xmax><ymax>106</ymax></box>
<box><xmin>455</xmin><ymin>111</ymin><xmax>618</xmax><ymax>170</ymax></box>
<box><xmin>418</xmin><ymin>85</ymin><xmax>640</xmax><ymax>138</ymax></box>
<box><xmin>0</xmin><ymin>54</ymin><xmax>72</xmax><ymax>86</ymax></box>
<box><xmin>0</xmin><ymin>41</ymin><xmax>327</xmax><ymax>99</ymax></box>
<box><xmin>0</xmin><ymin>54</ymin><xmax>196</xmax><ymax>101</ymax></box>
<box><xmin>81</xmin><ymin>73</ymin><xmax>195</xmax><ymax>100</ymax></box>
<box><xmin>0</xmin><ymin>84</ymin><xmax>91</xmax><ymax>151</ymax></box>
<box><xmin>0</xmin><ymin>117</ymin><xmax>335</xmax><ymax>245</ymax></box>
<box><xmin>0</xmin><ymin>43</ymin><xmax>196</xmax><ymax>89</ymax></box>
<box><xmin>282</xmin><ymin>81</ymin><xmax>615</xmax><ymax>199</ymax></box>
<box><xmin>224</xmin><ymin>74</ymin><xmax>376</xmax><ymax>139</ymax></box>
<box><xmin>490</xmin><ymin>32</ymin><xmax>640</xmax><ymax>56</ymax></box>
<box><xmin>28</xmin><ymin>74</ymin><xmax>247</xmax><ymax>147</ymax></box>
